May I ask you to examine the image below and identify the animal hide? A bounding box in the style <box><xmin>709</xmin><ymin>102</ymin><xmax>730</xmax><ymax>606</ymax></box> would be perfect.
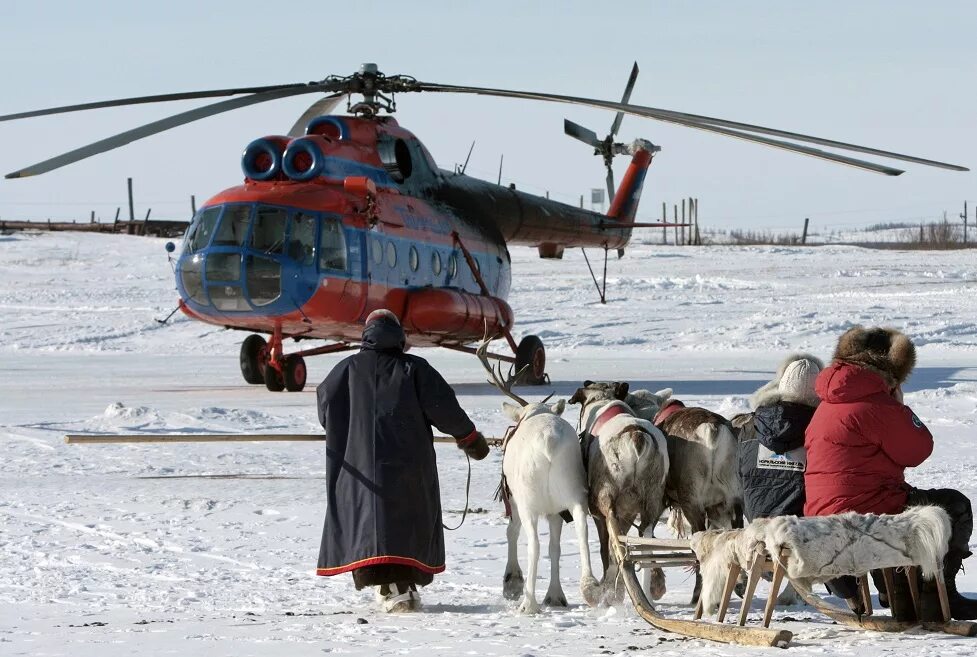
<box><xmin>762</xmin><ymin>506</ymin><xmax>950</xmax><ymax>581</ymax></box>
<box><xmin>691</xmin><ymin>506</ymin><xmax>951</xmax><ymax>615</ymax></box>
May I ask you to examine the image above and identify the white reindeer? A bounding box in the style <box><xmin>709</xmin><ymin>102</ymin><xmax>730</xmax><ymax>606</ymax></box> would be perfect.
<box><xmin>477</xmin><ymin>339</ymin><xmax>598</xmax><ymax>614</ymax></box>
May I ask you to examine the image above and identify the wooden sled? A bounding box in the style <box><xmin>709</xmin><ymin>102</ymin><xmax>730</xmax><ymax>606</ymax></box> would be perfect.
<box><xmin>606</xmin><ymin>516</ymin><xmax>794</xmax><ymax>648</ymax></box>
<box><xmin>712</xmin><ymin>541</ymin><xmax>977</xmax><ymax>639</ymax></box>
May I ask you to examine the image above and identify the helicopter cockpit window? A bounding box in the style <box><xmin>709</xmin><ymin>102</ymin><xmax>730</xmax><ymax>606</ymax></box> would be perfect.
<box><xmin>186</xmin><ymin>207</ymin><xmax>221</xmax><ymax>253</ymax></box>
<box><xmin>251</xmin><ymin>206</ymin><xmax>287</xmax><ymax>254</ymax></box>
<box><xmin>206</xmin><ymin>253</ymin><xmax>242</xmax><ymax>282</ymax></box>
<box><xmin>180</xmin><ymin>254</ymin><xmax>207</xmax><ymax>305</ymax></box>
<box><xmin>213</xmin><ymin>205</ymin><xmax>252</xmax><ymax>247</ymax></box>
<box><xmin>319</xmin><ymin>219</ymin><xmax>347</xmax><ymax>271</ymax></box>
<box><xmin>287</xmin><ymin>212</ymin><xmax>317</xmax><ymax>266</ymax></box>
<box><xmin>246</xmin><ymin>255</ymin><xmax>281</xmax><ymax>306</ymax></box>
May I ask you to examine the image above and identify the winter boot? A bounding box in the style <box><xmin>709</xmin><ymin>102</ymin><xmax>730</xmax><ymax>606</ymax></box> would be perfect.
<box><xmin>945</xmin><ymin>551</ymin><xmax>977</xmax><ymax>621</ymax></box>
<box><xmin>870</xmin><ymin>569</ymin><xmax>916</xmax><ymax>622</ymax></box>
<box><xmin>377</xmin><ymin>582</ymin><xmax>421</xmax><ymax>613</ymax></box>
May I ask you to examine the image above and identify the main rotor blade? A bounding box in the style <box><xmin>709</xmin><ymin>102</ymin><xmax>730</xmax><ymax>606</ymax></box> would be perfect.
<box><xmin>5</xmin><ymin>86</ymin><xmax>328</xmax><ymax>179</ymax></box>
<box><xmin>287</xmin><ymin>94</ymin><xmax>345</xmax><ymax>137</ymax></box>
<box><xmin>564</xmin><ymin>119</ymin><xmax>601</xmax><ymax>147</ymax></box>
<box><xmin>417</xmin><ymin>82</ymin><xmax>922</xmax><ymax>174</ymax></box>
<box><xmin>416</xmin><ymin>82</ymin><xmax>965</xmax><ymax>173</ymax></box>
<box><xmin>609</xmin><ymin>61</ymin><xmax>639</xmax><ymax>138</ymax></box>
<box><xmin>0</xmin><ymin>82</ymin><xmax>314</xmax><ymax>123</ymax></box>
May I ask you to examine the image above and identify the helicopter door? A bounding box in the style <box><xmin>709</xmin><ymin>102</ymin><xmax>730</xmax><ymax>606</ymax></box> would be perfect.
<box><xmin>285</xmin><ymin>210</ymin><xmax>319</xmax><ymax>305</ymax></box>
<box><xmin>319</xmin><ymin>216</ymin><xmax>365</xmax><ymax>323</ymax></box>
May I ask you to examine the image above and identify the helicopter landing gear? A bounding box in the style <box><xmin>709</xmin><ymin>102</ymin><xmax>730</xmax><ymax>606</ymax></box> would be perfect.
<box><xmin>239</xmin><ymin>331</ymin><xmax>355</xmax><ymax>392</ymax></box>
<box><xmin>264</xmin><ymin>364</ymin><xmax>286</xmax><ymax>392</ymax></box>
<box><xmin>240</xmin><ymin>334</ymin><xmax>268</xmax><ymax>385</ymax></box>
<box><xmin>515</xmin><ymin>335</ymin><xmax>547</xmax><ymax>385</ymax></box>
<box><xmin>283</xmin><ymin>355</ymin><xmax>307</xmax><ymax>392</ymax></box>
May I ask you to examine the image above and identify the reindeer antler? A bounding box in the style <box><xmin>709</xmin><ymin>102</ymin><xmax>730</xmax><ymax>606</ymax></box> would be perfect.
<box><xmin>476</xmin><ymin>324</ymin><xmax>529</xmax><ymax>407</ymax></box>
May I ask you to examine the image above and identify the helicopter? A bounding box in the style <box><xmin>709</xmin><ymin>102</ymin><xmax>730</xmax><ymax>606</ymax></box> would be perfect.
<box><xmin>2</xmin><ymin>63</ymin><xmax>967</xmax><ymax>392</ymax></box>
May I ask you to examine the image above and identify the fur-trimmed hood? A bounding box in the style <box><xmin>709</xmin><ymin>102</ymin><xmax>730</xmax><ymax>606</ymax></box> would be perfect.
<box><xmin>832</xmin><ymin>326</ymin><xmax>915</xmax><ymax>388</ymax></box>
<box><xmin>750</xmin><ymin>353</ymin><xmax>825</xmax><ymax>410</ymax></box>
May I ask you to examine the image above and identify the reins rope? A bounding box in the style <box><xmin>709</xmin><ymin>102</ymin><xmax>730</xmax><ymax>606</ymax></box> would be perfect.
<box><xmin>442</xmin><ymin>452</ymin><xmax>472</xmax><ymax>531</ymax></box>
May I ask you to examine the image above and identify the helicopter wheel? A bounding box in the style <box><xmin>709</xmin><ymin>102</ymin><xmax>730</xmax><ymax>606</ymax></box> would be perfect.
<box><xmin>515</xmin><ymin>335</ymin><xmax>547</xmax><ymax>385</ymax></box>
<box><xmin>240</xmin><ymin>334</ymin><xmax>267</xmax><ymax>385</ymax></box>
<box><xmin>283</xmin><ymin>355</ymin><xmax>307</xmax><ymax>392</ymax></box>
<box><xmin>264</xmin><ymin>363</ymin><xmax>285</xmax><ymax>392</ymax></box>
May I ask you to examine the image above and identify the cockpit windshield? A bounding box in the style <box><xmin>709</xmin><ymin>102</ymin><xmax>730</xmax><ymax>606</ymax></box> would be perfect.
<box><xmin>251</xmin><ymin>206</ymin><xmax>287</xmax><ymax>254</ymax></box>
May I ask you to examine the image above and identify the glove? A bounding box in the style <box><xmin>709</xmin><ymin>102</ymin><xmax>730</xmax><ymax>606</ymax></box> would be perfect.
<box><xmin>456</xmin><ymin>430</ymin><xmax>490</xmax><ymax>461</ymax></box>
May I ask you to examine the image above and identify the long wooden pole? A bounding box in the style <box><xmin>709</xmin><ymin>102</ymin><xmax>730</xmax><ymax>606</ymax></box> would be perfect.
<box><xmin>65</xmin><ymin>433</ymin><xmax>503</xmax><ymax>446</ymax></box>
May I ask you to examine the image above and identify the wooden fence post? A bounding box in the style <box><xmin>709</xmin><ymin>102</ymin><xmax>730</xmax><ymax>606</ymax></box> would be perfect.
<box><xmin>127</xmin><ymin>177</ymin><xmax>135</xmax><ymax>222</ymax></box>
<box><xmin>662</xmin><ymin>201</ymin><xmax>667</xmax><ymax>244</ymax></box>
<box><xmin>674</xmin><ymin>204</ymin><xmax>679</xmax><ymax>244</ymax></box>
<box><xmin>681</xmin><ymin>198</ymin><xmax>686</xmax><ymax>245</ymax></box>
<box><xmin>191</xmin><ymin>195</ymin><xmax>197</xmax><ymax>215</ymax></box>
<box><xmin>802</xmin><ymin>217</ymin><xmax>810</xmax><ymax>244</ymax></box>
<box><xmin>961</xmin><ymin>201</ymin><xmax>968</xmax><ymax>244</ymax></box>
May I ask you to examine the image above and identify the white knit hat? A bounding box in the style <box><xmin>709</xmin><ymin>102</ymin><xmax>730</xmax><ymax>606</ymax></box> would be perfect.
<box><xmin>778</xmin><ymin>359</ymin><xmax>821</xmax><ymax>406</ymax></box>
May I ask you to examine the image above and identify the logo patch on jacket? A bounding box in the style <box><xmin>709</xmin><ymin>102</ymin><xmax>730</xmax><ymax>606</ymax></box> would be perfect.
<box><xmin>757</xmin><ymin>445</ymin><xmax>806</xmax><ymax>472</ymax></box>
<box><xmin>911</xmin><ymin>413</ymin><xmax>924</xmax><ymax>429</ymax></box>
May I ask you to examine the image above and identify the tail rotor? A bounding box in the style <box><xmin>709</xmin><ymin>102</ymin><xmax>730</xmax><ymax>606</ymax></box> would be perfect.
<box><xmin>564</xmin><ymin>61</ymin><xmax>640</xmax><ymax>201</ymax></box>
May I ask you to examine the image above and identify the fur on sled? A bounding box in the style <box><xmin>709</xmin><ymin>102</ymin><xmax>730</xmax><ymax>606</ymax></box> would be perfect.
<box><xmin>691</xmin><ymin>506</ymin><xmax>951</xmax><ymax>615</ymax></box>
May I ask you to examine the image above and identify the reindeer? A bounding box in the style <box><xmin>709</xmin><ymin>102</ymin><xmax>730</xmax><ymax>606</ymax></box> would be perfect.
<box><xmin>569</xmin><ymin>381</ymin><xmax>670</xmax><ymax>604</ymax></box>
<box><xmin>477</xmin><ymin>338</ymin><xmax>598</xmax><ymax>614</ymax></box>
<box><xmin>582</xmin><ymin>381</ymin><xmax>742</xmax><ymax>604</ymax></box>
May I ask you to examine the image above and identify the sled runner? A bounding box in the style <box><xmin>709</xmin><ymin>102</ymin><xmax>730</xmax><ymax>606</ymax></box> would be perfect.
<box><xmin>606</xmin><ymin>517</ymin><xmax>794</xmax><ymax>647</ymax></box>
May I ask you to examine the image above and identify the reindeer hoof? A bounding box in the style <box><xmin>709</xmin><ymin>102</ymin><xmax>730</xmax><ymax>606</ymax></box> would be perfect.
<box><xmin>543</xmin><ymin>592</ymin><xmax>568</xmax><ymax>607</ymax></box>
<box><xmin>503</xmin><ymin>571</ymin><xmax>525</xmax><ymax>600</ymax></box>
<box><xmin>519</xmin><ymin>599</ymin><xmax>541</xmax><ymax>615</ymax></box>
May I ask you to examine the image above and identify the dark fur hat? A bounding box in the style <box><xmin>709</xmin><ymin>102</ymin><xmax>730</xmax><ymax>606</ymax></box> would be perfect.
<box><xmin>833</xmin><ymin>325</ymin><xmax>916</xmax><ymax>387</ymax></box>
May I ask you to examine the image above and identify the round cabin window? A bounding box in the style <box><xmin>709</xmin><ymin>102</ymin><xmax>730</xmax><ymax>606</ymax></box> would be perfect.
<box><xmin>386</xmin><ymin>241</ymin><xmax>397</xmax><ymax>268</ymax></box>
<box><xmin>409</xmin><ymin>245</ymin><xmax>419</xmax><ymax>272</ymax></box>
<box><xmin>447</xmin><ymin>254</ymin><xmax>458</xmax><ymax>278</ymax></box>
<box><xmin>372</xmin><ymin>237</ymin><xmax>383</xmax><ymax>264</ymax></box>
<box><xmin>431</xmin><ymin>251</ymin><xmax>442</xmax><ymax>275</ymax></box>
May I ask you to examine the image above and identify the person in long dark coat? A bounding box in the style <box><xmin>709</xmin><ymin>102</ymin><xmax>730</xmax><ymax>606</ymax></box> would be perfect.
<box><xmin>315</xmin><ymin>309</ymin><xmax>489</xmax><ymax>612</ymax></box>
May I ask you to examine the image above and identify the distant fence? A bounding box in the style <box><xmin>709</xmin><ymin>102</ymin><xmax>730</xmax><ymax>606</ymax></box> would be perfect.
<box><xmin>0</xmin><ymin>218</ymin><xmax>189</xmax><ymax>238</ymax></box>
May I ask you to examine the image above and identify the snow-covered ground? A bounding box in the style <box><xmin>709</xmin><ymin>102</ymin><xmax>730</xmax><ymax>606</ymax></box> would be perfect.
<box><xmin>2</xmin><ymin>231</ymin><xmax>976</xmax><ymax>656</ymax></box>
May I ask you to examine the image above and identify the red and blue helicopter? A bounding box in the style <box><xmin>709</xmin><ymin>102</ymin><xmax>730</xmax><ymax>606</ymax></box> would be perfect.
<box><xmin>2</xmin><ymin>64</ymin><xmax>966</xmax><ymax>392</ymax></box>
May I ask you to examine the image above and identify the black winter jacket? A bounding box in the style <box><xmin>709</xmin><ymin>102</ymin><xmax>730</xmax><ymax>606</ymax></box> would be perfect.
<box><xmin>316</xmin><ymin>318</ymin><xmax>476</xmax><ymax>578</ymax></box>
<box><xmin>737</xmin><ymin>401</ymin><xmax>814</xmax><ymax>520</ymax></box>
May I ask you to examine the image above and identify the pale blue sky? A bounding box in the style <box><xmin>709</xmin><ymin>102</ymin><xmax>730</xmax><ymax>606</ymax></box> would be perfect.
<box><xmin>1</xmin><ymin>1</ymin><xmax>974</xmax><ymax>232</ymax></box>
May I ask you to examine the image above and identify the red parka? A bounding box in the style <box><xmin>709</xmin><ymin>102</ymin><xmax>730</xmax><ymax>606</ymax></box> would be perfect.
<box><xmin>804</xmin><ymin>362</ymin><xmax>933</xmax><ymax>516</ymax></box>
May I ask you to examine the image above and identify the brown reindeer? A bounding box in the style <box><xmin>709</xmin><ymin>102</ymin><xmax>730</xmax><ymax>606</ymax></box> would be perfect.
<box><xmin>585</xmin><ymin>381</ymin><xmax>743</xmax><ymax>604</ymax></box>
<box><xmin>569</xmin><ymin>381</ymin><xmax>670</xmax><ymax>604</ymax></box>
